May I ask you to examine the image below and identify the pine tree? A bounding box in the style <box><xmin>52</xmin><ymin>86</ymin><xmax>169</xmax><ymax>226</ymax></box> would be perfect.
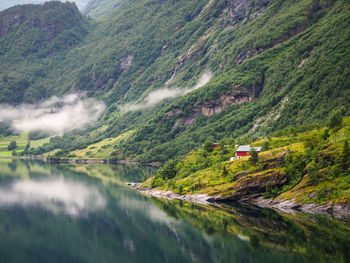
<box><xmin>249</xmin><ymin>148</ymin><xmax>259</xmax><ymax>165</ymax></box>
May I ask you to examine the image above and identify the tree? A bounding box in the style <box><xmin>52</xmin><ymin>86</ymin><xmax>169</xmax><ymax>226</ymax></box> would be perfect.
<box><xmin>303</xmin><ymin>133</ymin><xmax>319</xmax><ymax>149</ymax></box>
<box><xmin>308</xmin><ymin>161</ymin><xmax>321</xmax><ymax>184</ymax></box>
<box><xmin>7</xmin><ymin>141</ymin><xmax>17</xmax><ymax>151</ymax></box>
<box><xmin>262</xmin><ymin>141</ymin><xmax>270</xmax><ymax>151</ymax></box>
<box><xmin>249</xmin><ymin>147</ymin><xmax>259</xmax><ymax>165</ymax></box>
<box><xmin>329</xmin><ymin>110</ymin><xmax>342</xmax><ymax>130</ymax></box>
<box><xmin>203</xmin><ymin>140</ymin><xmax>213</xmax><ymax>152</ymax></box>
<box><xmin>322</xmin><ymin>128</ymin><xmax>330</xmax><ymax>140</ymax></box>
<box><xmin>221</xmin><ymin>166</ymin><xmax>228</xmax><ymax>177</ymax></box>
<box><xmin>25</xmin><ymin>142</ymin><xmax>30</xmax><ymax>150</ymax></box>
<box><xmin>22</xmin><ymin>142</ymin><xmax>31</xmax><ymax>156</ymax></box>
<box><xmin>157</xmin><ymin>159</ymin><xmax>179</xmax><ymax>180</ymax></box>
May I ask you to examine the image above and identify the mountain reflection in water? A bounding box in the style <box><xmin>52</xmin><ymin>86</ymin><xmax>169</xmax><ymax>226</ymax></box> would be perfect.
<box><xmin>0</xmin><ymin>159</ymin><xmax>349</xmax><ymax>263</ymax></box>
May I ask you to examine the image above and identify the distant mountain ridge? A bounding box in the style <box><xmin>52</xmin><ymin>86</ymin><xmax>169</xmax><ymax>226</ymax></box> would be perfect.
<box><xmin>83</xmin><ymin>0</ymin><xmax>126</xmax><ymax>18</ymax></box>
<box><xmin>0</xmin><ymin>0</ymin><xmax>90</xmax><ymax>11</ymax></box>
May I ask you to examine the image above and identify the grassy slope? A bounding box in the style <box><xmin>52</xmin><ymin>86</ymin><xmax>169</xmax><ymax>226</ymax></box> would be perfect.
<box><xmin>0</xmin><ymin>134</ymin><xmax>50</xmax><ymax>157</ymax></box>
<box><xmin>144</xmin><ymin>117</ymin><xmax>350</xmax><ymax>205</ymax></box>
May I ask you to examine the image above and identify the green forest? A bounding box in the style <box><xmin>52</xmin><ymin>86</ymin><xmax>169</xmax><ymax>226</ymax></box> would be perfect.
<box><xmin>0</xmin><ymin>0</ymin><xmax>349</xmax><ymax>168</ymax></box>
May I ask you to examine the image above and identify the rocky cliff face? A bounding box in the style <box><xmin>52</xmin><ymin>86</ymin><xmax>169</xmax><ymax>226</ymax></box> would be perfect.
<box><xmin>227</xmin><ymin>0</ymin><xmax>270</xmax><ymax>26</ymax></box>
<box><xmin>171</xmin><ymin>75</ymin><xmax>264</xmax><ymax>128</ymax></box>
<box><xmin>170</xmin><ymin>86</ymin><xmax>257</xmax><ymax>127</ymax></box>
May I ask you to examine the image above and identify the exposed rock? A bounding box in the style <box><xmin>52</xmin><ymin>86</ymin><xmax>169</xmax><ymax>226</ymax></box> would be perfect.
<box><xmin>227</xmin><ymin>0</ymin><xmax>270</xmax><ymax>26</ymax></box>
<box><xmin>214</xmin><ymin>170</ymin><xmax>287</xmax><ymax>201</ymax></box>
<box><xmin>236</xmin><ymin>47</ymin><xmax>265</xmax><ymax>66</ymax></box>
<box><xmin>120</xmin><ymin>55</ymin><xmax>134</xmax><ymax>70</ymax></box>
<box><xmin>172</xmin><ymin>85</ymin><xmax>260</xmax><ymax>128</ymax></box>
<box><xmin>131</xmin><ymin>183</ymin><xmax>350</xmax><ymax>219</ymax></box>
<box><xmin>200</xmin><ymin>87</ymin><xmax>255</xmax><ymax>116</ymax></box>
<box><xmin>254</xmin><ymin>197</ymin><xmax>350</xmax><ymax>220</ymax></box>
<box><xmin>249</xmin><ymin>97</ymin><xmax>288</xmax><ymax>133</ymax></box>
<box><xmin>130</xmin><ymin>184</ymin><xmax>213</xmax><ymax>205</ymax></box>
<box><xmin>194</xmin><ymin>0</ymin><xmax>214</xmax><ymax>21</ymax></box>
<box><xmin>298</xmin><ymin>57</ymin><xmax>310</xmax><ymax>68</ymax></box>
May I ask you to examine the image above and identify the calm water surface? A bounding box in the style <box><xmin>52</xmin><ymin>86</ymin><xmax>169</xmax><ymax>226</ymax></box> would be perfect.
<box><xmin>0</xmin><ymin>160</ymin><xmax>349</xmax><ymax>263</ymax></box>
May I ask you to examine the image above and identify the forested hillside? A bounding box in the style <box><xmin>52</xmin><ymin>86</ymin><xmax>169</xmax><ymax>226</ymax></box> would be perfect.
<box><xmin>0</xmin><ymin>0</ymin><xmax>349</xmax><ymax>164</ymax></box>
<box><xmin>0</xmin><ymin>1</ymin><xmax>91</xmax><ymax>103</ymax></box>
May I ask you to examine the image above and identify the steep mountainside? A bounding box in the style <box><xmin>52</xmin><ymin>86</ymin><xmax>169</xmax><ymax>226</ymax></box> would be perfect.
<box><xmin>0</xmin><ymin>0</ymin><xmax>349</xmax><ymax>164</ymax></box>
<box><xmin>0</xmin><ymin>1</ymin><xmax>91</xmax><ymax>103</ymax></box>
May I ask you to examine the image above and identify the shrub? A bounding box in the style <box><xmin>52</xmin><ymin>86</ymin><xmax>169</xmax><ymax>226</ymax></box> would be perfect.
<box><xmin>152</xmin><ymin>177</ymin><xmax>165</xmax><ymax>187</ymax></box>
<box><xmin>308</xmin><ymin>161</ymin><xmax>321</xmax><ymax>184</ymax></box>
<box><xmin>7</xmin><ymin>141</ymin><xmax>17</xmax><ymax>151</ymax></box>
<box><xmin>221</xmin><ymin>166</ymin><xmax>228</xmax><ymax>177</ymax></box>
<box><xmin>203</xmin><ymin>141</ymin><xmax>214</xmax><ymax>152</ymax></box>
<box><xmin>249</xmin><ymin>148</ymin><xmax>259</xmax><ymax>165</ymax></box>
<box><xmin>262</xmin><ymin>141</ymin><xmax>270</xmax><ymax>151</ymax></box>
<box><xmin>329</xmin><ymin>111</ymin><xmax>342</xmax><ymax>130</ymax></box>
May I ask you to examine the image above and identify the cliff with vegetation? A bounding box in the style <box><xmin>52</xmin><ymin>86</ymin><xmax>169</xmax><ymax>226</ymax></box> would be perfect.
<box><xmin>142</xmin><ymin>115</ymin><xmax>350</xmax><ymax>213</ymax></box>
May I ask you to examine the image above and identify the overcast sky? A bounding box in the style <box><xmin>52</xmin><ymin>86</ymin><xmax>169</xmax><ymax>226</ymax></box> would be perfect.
<box><xmin>0</xmin><ymin>0</ymin><xmax>89</xmax><ymax>11</ymax></box>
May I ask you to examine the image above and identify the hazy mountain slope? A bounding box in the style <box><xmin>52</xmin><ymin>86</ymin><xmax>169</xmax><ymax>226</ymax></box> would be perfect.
<box><xmin>83</xmin><ymin>0</ymin><xmax>126</xmax><ymax>18</ymax></box>
<box><xmin>0</xmin><ymin>0</ymin><xmax>349</xmax><ymax>163</ymax></box>
<box><xmin>0</xmin><ymin>0</ymin><xmax>43</xmax><ymax>11</ymax></box>
<box><xmin>0</xmin><ymin>0</ymin><xmax>90</xmax><ymax>11</ymax></box>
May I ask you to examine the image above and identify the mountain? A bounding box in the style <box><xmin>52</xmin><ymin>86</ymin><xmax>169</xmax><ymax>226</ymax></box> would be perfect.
<box><xmin>0</xmin><ymin>0</ymin><xmax>90</xmax><ymax>11</ymax></box>
<box><xmin>83</xmin><ymin>0</ymin><xmax>126</xmax><ymax>18</ymax></box>
<box><xmin>0</xmin><ymin>0</ymin><xmax>349</xmax><ymax>164</ymax></box>
<box><xmin>0</xmin><ymin>1</ymin><xmax>91</xmax><ymax>103</ymax></box>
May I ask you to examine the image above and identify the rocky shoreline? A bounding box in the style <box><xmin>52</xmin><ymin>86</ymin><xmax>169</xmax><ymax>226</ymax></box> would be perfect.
<box><xmin>253</xmin><ymin>197</ymin><xmax>350</xmax><ymax>220</ymax></box>
<box><xmin>129</xmin><ymin>183</ymin><xmax>350</xmax><ymax>219</ymax></box>
<box><xmin>128</xmin><ymin>183</ymin><xmax>215</xmax><ymax>205</ymax></box>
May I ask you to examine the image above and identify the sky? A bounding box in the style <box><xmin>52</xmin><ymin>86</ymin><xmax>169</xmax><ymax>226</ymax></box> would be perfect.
<box><xmin>0</xmin><ymin>0</ymin><xmax>90</xmax><ymax>11</ymax></box>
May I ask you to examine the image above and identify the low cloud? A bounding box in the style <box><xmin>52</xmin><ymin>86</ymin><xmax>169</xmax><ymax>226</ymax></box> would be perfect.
<box><xmin>0</xmin><ymin>178</ymin><xmax>106</xmax><ymax>217</ymax></box>
<box><xmin>0</xmin><ymin>93</ymin><xmax>105</xmax><ymax>135</ymax></box>
<box><xmin>120</xmin><ymin>71</ymin><xmax>212</xmax><ymax>112</ymax></box>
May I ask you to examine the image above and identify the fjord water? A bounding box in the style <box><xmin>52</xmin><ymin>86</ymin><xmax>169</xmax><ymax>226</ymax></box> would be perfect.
<box><xmin>0</xmin><ymin>160</ymin><xmax>349</xmax><ymax>263</ymax></box>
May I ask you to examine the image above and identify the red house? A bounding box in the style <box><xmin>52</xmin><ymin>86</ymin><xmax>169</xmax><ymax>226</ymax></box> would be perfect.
<box><xmin>235</xmin><ymin>145</ymin><xmax>262</xmax><ymax>158</ymax></box>
<box><xmin>212</xmin><ymin>143</ymin><xmax>222</xmax><ymax>149</ymax></box>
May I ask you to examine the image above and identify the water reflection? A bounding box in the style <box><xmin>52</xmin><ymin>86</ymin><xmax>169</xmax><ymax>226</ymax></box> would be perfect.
<box><xmin>0</xmin><ymin>160</ymin><xmax>349</xmax><ymax>263</ymax></box>
<box><xmin>152</xmin><ymin>199</ymin><xmax>350</xmax><ymax>263</ymax></box>
<box><xmin>119</xmin><ymin>197</ymin><xmax>177</xmax><ymax>225</ymax></box>
<box><xmin>0</xmin><ymin>178</ymin><xmax>106</xmax><ymax>217</ymax></box>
